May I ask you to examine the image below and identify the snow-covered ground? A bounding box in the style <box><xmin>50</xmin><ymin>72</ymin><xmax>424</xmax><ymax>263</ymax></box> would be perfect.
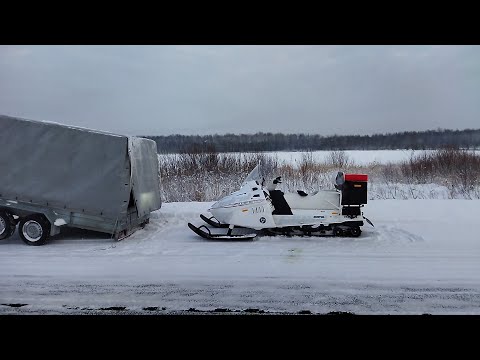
<box><xmin>264</xmin><ymin>149</ymin><xmax>420</xmax><ymax>165</ymax></box>
<box><xmin>1</xmin><ymin>200</ymin><xmax>479</xmax><ymax>314</ymax></box>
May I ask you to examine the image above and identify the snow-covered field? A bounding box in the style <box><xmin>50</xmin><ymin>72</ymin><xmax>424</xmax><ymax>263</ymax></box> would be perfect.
<box><xmin>1</xmin><ymin>200</ymin><xmax>479</xmax><ymax>314</ymax></box>
<box><xmin>161</xmin><ymin>149</ymin><xmax>419</xmax><ymax>165</ymax></box>
<box><xmin>263</xmin><ymin>149</ymin><xmax>421</xmax><ymax>165</ymax></box>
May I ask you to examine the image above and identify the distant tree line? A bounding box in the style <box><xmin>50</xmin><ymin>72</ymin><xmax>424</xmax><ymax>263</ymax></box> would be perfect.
<box><xmin>145</xmin><ymin>128</ymin><xmax>480</xmax><ymax>153</ymax></box>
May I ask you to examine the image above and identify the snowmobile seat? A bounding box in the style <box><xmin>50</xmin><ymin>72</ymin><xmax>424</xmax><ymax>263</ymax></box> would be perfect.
<box><xmin>270</xmin><ymin>190</ymin><xmax>293</xmax><ymax>215</ymax></box>
<box><xmin>297</xmin><ymin>190</ymin><xmax>308</xmax><ymax>197</ymax></box>
<box><xmin>284</xmin><ymin>190</ymin><xmax>341</xmax><ymax>210</ymax></box>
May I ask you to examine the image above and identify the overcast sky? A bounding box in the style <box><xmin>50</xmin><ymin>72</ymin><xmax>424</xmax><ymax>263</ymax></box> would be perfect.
<box><xmin>1</xmin><ymin>45</ymin><xmax>478</xmax><ymax>136</ymax></box>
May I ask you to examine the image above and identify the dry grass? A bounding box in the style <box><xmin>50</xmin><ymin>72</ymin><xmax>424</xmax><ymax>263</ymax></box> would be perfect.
<box><xmin>158</xmin><ymin>149</ymin><xmax>480</xmax><ymax>202</ymax></box>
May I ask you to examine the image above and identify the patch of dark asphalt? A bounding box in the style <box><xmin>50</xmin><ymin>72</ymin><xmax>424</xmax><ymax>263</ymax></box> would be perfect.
<box><xmin>98</xmin><ymin>306</ymin><xmax>127</xmax><ymax>311</ymax></box>
<box><xmin>326</xmin><ymin>311</ymin><xmax>356</xmax><ymax>315</ymax></box>
<box><xmin>1</xmin><ymin>303</ymin><xmax>28</xmax><ymax>308</ymax></box>
<box><xmin>298</xmin><ymin>310</ymin><xmax>312</xmax><ymax>314</ymax></box>
<box><xmin>244</xmin><ymin>308</ymin><xmax>266</xmax><ymax>314</ymax></box>
<box><xmin>214</xmin><ymin>308</ymin><xmax>232</xmax><ymax>313</ymax></box>
<box><xmin>0</xmin><ymin>305</ymin><xmax>358</xmax><ymax>315</ymax></box>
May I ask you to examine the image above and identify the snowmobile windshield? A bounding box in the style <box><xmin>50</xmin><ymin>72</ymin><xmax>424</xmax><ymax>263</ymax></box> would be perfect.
<box><xmin>242</xmin><ymin>164</ymin><xmax>264</xmax><ymax>186</ymax></box>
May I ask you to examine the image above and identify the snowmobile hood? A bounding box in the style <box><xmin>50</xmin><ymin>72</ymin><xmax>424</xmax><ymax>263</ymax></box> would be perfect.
<box><xmin>210</xmin><ymin>181</ymin><xmax>265</xmax><ymax>210</ymax></box>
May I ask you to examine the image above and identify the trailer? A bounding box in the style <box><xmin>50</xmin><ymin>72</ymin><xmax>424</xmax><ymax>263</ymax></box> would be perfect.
<box><xmin>0</xmin><ymin>114</ymin><xmax>162</xmax><ymax>245</ymax></box>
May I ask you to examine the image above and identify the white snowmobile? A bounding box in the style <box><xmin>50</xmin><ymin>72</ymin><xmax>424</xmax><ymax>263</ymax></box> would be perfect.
<box><xmin>188</xmin><ymin>164</ymin><xmax>374</xmax><ymax>240</ymax></box>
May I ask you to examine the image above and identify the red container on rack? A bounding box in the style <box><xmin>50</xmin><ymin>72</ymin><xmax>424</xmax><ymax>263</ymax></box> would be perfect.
<box><xmin>344</xmin><ymin>174</ymin><xmax>368</xmax><ymax>182</ymax></box>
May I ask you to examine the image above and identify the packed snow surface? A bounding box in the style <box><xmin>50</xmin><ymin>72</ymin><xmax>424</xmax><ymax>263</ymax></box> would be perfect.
<box><xmin>1</xmin><ymin>200</ymin><xmax>479</xmax><ymax>314</ymax></box>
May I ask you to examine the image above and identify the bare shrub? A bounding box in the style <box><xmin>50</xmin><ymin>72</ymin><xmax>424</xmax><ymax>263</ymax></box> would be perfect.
<box><xmin>326</xmin><ymin>150</ymin><xmax>353</xmax><ymax>168</ymax></box>
<box><xmin>396</xmin><ymin>148</ymin><xmax>480</xmax><ymax>198</ymax></box>
<box><xmin>158</xmin><ymin>148</ymin><xmax>480</xmax><ymax>202</ymax></box>
<box><xmin>299</xmin><ymin>151</ymin><xmax>315</xmax><ymax>183</ymax></box>
<box><xmin>381</xmin><ymin>163</ymin><xmax>402</xmax><ymax>184</ymax></box>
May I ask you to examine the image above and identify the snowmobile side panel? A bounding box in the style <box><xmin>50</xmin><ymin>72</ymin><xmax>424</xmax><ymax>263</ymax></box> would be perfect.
<box><xmin>209</xmin><ymin>181</ymin><xmax>276</xmax><ymax>230</ymax></box>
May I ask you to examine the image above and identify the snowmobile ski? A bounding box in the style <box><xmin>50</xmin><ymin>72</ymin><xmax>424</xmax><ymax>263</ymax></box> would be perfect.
<box><xmin>200</xmin><ymin>214</ymin><xmax>245</xmax><ymax>229</ymax></box>
<box><xmin>200</xmin><ymin>214</ymin><xmax>230</xmax><ymax>228</ymax></box>
<box><xmin>188</xmin><ymin>223</ymin><xmax>257</xmax><ymax>241</ymax></box>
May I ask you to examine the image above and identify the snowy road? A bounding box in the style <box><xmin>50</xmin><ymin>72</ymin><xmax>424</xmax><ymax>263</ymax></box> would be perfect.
<box><xmin>1</xmin><ymin>200</ymin><xmax>480</xmax><ymax>314</ymax></box>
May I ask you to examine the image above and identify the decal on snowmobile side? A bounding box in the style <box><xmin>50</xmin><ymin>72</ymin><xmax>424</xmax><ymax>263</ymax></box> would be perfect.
<box><xmin>251</xmin><ymin>206</ymin><xmax>265</xmax><ymax>214</ymax></box>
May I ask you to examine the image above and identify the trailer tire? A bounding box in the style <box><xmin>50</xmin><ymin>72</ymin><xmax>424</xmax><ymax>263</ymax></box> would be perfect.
<box><xmin>19</xmin><ymin>214</ymin><xmax>51</xmax><ymax>246</ymax></box>
<box><xmin>0</xmin><ymin>211</ymin><xmax>15</xmax><ymax>240</ymax></box>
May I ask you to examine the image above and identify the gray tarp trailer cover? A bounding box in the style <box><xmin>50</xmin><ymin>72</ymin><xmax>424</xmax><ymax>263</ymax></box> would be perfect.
<box><xmin>0</xmin><ymin>114</ymin><xmax>162</xmax><ymax>245</ymax></box>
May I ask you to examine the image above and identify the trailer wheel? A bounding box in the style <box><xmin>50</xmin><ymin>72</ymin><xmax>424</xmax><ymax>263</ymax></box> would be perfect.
<box><xmin>18</xmin><ymin>214</ymin><xmax>51</xmax><ymax>246</ymax></box>
<box><xmin>0</xmin><ymin>211</ymin><xmax>15</xmax><ymax>240</ymax></box>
